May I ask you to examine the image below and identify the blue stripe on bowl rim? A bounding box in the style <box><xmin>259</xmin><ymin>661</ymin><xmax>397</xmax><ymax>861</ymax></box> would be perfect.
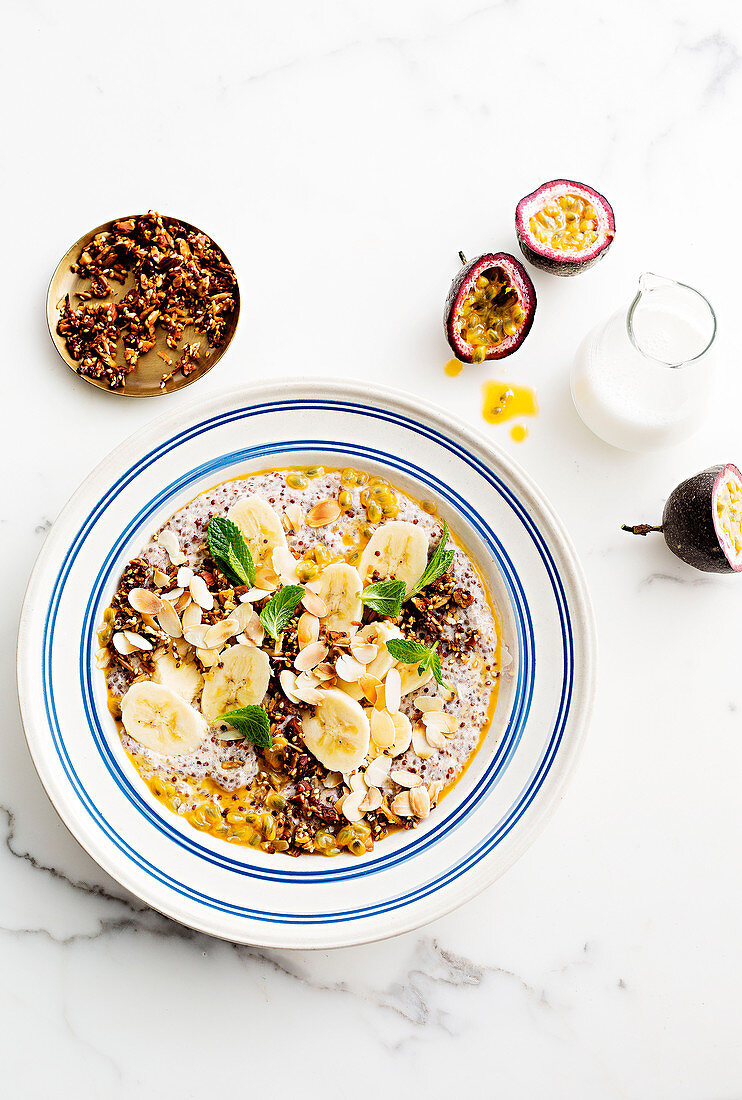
<box><xmin>40</xmin><ymin>398</ymin><xmax>572</xmax><ymax>924</ymax></box>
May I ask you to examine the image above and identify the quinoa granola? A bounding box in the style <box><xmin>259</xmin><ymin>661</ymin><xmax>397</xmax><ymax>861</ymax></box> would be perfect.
<box><xmin>98</xmin><ymin>465</ymin><xmax>504</xmax><ymax>857</ymax></box>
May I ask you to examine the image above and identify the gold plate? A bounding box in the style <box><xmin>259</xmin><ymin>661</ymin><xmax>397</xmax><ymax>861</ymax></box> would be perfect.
<box><xmin>46</xmin><ymin>214</ymin><xmax>240</xmax><ymax>398</ymax></box>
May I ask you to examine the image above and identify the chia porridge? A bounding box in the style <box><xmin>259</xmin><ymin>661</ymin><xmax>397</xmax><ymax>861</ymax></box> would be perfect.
<box><xmin>98</xmin><ymin>465</ymin><xmax>504</xmax><ymax>857</ymax></box>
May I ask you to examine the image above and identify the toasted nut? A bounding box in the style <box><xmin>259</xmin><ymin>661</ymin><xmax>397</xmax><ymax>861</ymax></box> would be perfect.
<box><xmin>324</xmin><ymin>771</ymin><xmax>343</xmax><ymax>789</ymax></box>
<box><xmin>176</xmin><ymin>566</ymin><xmax>194</xmax><ymax>587</ymax></box>
<box><xmin>239</xmin><ymin>587</ymin><xmax>271</xmax><ymax>603</ymax></box>
<box><xmin>313</xmin><ymin>661</ymin><xmax>336</xmax><ymax>682</ymax></box>
<box><xmin>123</xmin><ymin>630</ymin><xmax>153</xmax><ymax>652</ymax></box>
<box><xmin>157</xmin><ymin>599</ymin><xmax>183</xmax><ymax>639</ymax></box>
<box><xmin>153</xmin><ymin>568</ymin><xmax>170</xmax><ymax>588</ymax></box>
<box><xmin>279</xmin><ymin>669</ymin><xmax>302</xmax><ymax>704</ymax></box>
<box><xmin>391</xmin><ymin>791</ymin><xmax>413</xmax><ymax>817</ymax></box>
<box><xmin>349</xmin><ymin>640</ymin><xmax>378</xmax><ymax>665</ymax></box>
<box><xmin>284</xmin><ymin>503</ymin><xmax>304</xmax><ymax>532</ymax></box>
<box><xmin>359</xmin><ymin>674</ymin><xmax>381</xmax><ymax>705</ymax></box>
<box><xmin>390</xmin><ymin>769</ymin><xmax>422</xmax><ymax>788</ymax></box>
<box><xmin>294</xmin><ymin>640</ymin><xmax>328</xmax><ymax>672</ymax></box>
<box><xmin>272</xmin><ymin>546</ymin><xmax>299</xmax><ymax>583</ymax></box>
<box><xmin>306</xmin><ymin>500</ymin><xmax>342</xmax><ymax>528</ymax></box>
<box><xmin>297</xmin><ymin>612</ymin><xmax>320</xmax><ymax>650</ymax></box>
<box><xmin>203</xmin><ymin>617</ymin><xmax>239</xmax><ymax>650</ymax></box>
<box><xmin>384</xmin><ymin>667</ymin><xmax>402</xmax><ymax>714</ymax></box>
<box><xmin>341</xmin><ymin>791</ymin><xmax>365</xmax><ymax>822</ymax></box>
<box><xmin>364</xmin><ymin>755</ymin><xmax>392</xmax><ymax>787</ymax></box>
<box><xmin>415</xmin><ymin>694</ymin><xmax>444</xmax><ymax>713</ymax></box>
<box><xmin>335</xmin><ymin>653</ymin><xmax>366</xmax><ymax>682</ymax></box>
<box><xmin>359</xmin><ymin>786</ymin><xmax>382</xmax><ymax>812</ymax></box>
<box><xmin>412</xmin><ymin>721</ymin><xmax>434</xmax><ymax>759</ymax></box>
<box><xmin>112</xmin><ymin>631</ymin><xmax>137</xmax><ymax>655</ymax></box>
<box><xmin>301</xmin><ymin>588</ymin><xmax>328</xmax><ymax>617</ymax></box>
<box><xmin>370</xmin><ymin>708</ymin><xmax>396</xmax><ymax>749</ymax></box>
<box><xmin>347</xmin><ymin>771</ymin><xmax>367</xmax><ymax>794</ymax></box>
<box><xmin>190</xmin><ymin>575</ymin><xmax>214</xmax><ymax>611</ymax></box>
<box><xmin>95</xmin><ymin>647</ymin><xmax>110</xmax><ymax>670</ymax></box>
<box><xmin>293</xmin><ymin>672</ymin><xmax>324</xmax><ymax>704</ymax></box>
<box><xmin>409</xmin><ymin>785</ymin><xmax>431</xmax><ymax>819</ymax></box>
<box><xmin>158</xmin><ymin>529</ymin><xmax>187</xmax><ymax>566</ymax></box>
<box><xmin>183</xmin><ymin>624</ymin><xmax>210</xmax><ymax>647</ymax></box>
<box><xmin>255</xmin><ymin>565</ymin><xmax>279</xmax><ymax>592</ymax></box>
<box><xmin>196</xmin><ymin>647</ymin><xmax>220</xmax><ymax>668</ymax></box>
<box><xmin>424</xmin><ymin>727</ymin><xmax>447</xmax><ymax>749</ymax></box>
<box><xmin>128</xmin><ymin>588</ymin><xmax>165</xmax><ymax>615</ymax></box>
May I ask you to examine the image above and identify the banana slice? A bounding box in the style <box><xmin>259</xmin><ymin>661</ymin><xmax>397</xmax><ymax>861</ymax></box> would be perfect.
<box><xmin>301</xmin><ymin>688</ymin><xmax>370</xmax><ymax>773</ymax></box>
<box><xmin>200</xmin><ymin>643</ymin><xmax>271</xmax><ymax>721</ymax></box>
<box><xmin>399</xmin><ymin>662</ymin><xmax>434</xmax><ymax>696</ymax></box>
<box><xmin>358</xmin><ymin>521</ymin><xmax>429</xmax><ymax>596</ymax></box>
<box><xmin>316</xmin><ymin>562</ymin><xmax>363</xmax><ymax>634</ymax></box>
<box><xmin>152</xmin><ymin>649</ymin><xmax>204</xmax><ymax>703</ymax></box>
<box><xmin>227</xmin><ymin>496</ymin><xmax>287</xmax><ymax>566</ymax></box>
<box><xmin>121</xmin><ymin>680</ymin><xmax>207</xmax><ymax>756</ymax></box>
<box><xmin>357</xmin><ymin>620</ymin><xmax>403</xmax><ymax>680</ymax></box>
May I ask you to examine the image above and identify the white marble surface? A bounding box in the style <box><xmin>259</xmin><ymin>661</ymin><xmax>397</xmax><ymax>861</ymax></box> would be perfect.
<box><xmin>3</xmin><ymin>0</ymin><xmax>742</xmax><ymax>1094</ymax></box>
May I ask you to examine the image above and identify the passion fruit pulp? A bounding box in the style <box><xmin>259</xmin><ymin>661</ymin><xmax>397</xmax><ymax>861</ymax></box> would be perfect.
<box><xmin>516</xmin><ymin>180</ymin><xmax>615</xmax><ymax>275</ymax></box>
<box><xmin>444</xmin><ymin>252</ymin><xmax>536</xmax><ymax>363</ymax></box>
<box><xmin>622</xmin><ymin>464</ymin><xmax>742</xmax><ymax>574</ymax></box>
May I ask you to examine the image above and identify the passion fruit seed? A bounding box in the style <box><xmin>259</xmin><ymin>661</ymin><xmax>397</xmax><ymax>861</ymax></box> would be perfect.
<box><xmin>339</xmin><ymin>490</ymin><xmax>353</xmax><ymax>511</ymax></box>
<box><xmin>286</xmin><ymin>472</ymin><xmax>308</xmax><ymax>490</ymax></box>
<box><xmin>458</xmin><ymin>270</ymin><xmax>525</xmax><ymax>356</ymax></box>
<box><xmin>529</xmin><ymin>193</ymin><xmax>599</xmax><ymax>253</ymax></box>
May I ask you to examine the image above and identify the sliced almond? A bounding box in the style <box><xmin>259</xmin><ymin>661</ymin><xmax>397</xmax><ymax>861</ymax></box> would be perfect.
<box><xmin>384</xmin><ymin>667</ymin><xmax>402</xmax><ymax>714</ymax></box>
<box><xmin>294</xmin><ymin>672</ymin><xmax>324</xmax><ymax>704</ymax></box>
<box><xmin>153</xmin><ymin>568</ymin><xmax>171</xmax><ymax>588</ymax></box>
<box><xmin>306</xmin><ymin>499</ymin><xmax>341</xmax><ymax>528</ymax></box>
<box><xmin>95</xmin><ymin>647</ymin><xmax>110</xmax><ymax>670</ymax></box>
<box><xmin>203</xmin><ymin>617</ymin><xmax>239</xmax><ymax>650</ymax></box>
<box><xmin>409</xmin><ymin>786</ymin><xmax>431</xmax><ymax>819</ymax></box>
<box><xmin>341</xmin><ymin>790</ymin><xmax>365</xmax><ymax>823</ymax></box>
<box><xmin>370</xmin><ymin>708</ymin><xmax>396</xmax><ymax>750</ymax></box>
<box><xmin>349</xmin><ymin>640</ymin><xmax>378</xmax><ymax>665</ymax></box>
<box><xmin>359</xmin><ymin>787</ymin><xmax>382</xmax><ymax>813</ymax></box>
<box><xmin>294</xmin><ymin>641</ymin><xmax>328</xmax><ymax>673</ymax></box>
<box><xmin>391</xmin><ymin>791</ymin><xmax>413</xmax><ymax>817</ymax></box>
<box><xmin>183</xmin><ymin>623</ymin><xmax>210</xmax><ymax>648</ymax></box>
<box><xmin>242</xmin><ymin>610</ymin><xmax>265</xmax><ymax>646</ymax></box>
<box><xmin>424</xmin><ymin>711</ymin><xmax>458</xmax><ymax>737</ymax></box>
<box><xmin>123</xmin><ymin>630</ymin><xmax>153</xmax><ymax>652</ymax></box>
<box><xmin>428</xmin><ymin>779</ymin><xmax>444</xmax><ymax>805</ymax></box>
<box><xmin>196</xmin><ymin>647</ymin><xmax>220</xmax><ymax>668</ymax></box>
<box><xmin>177</xmin><ymin>566</ymin><xmax>194</xmax><ymax>588</ymax></box>
<box><xmin>161</xmin><ymin>587</ymin><xmax>184</xmax><ymax>603</ymax></box>
<box><xmin>324</xmin><ymin>771</ymin><xmax>343</xmax><ymax>789</ymax></box>
<box><xmin>412</xmin><ymin>721</ymin><xmax>434</xmax><ymax>760</ymax></box>
<box><xmin>297</xmin><ymin>612</ymin><xmax>320</xmax><ymax>650</ymax></box>
<box><xmin>301</xmin><ymin>588</ymin><xmax>328</xmax><ymax>618</ymax></box>
<box><xmin>158</xmin><ymin>529</ymin><xmax>187</xmax><ymax>566</ymax></box>
<box><xmin>174</xmin><ymin>591</ymin><xmax>192</xmax><ymax>613</ymax></box>
<box><xmin>424</xmin><ymin>727</ymin><xmax>447</xmax><ymax>749</ymax></box>
<box><xmin>273</xmin><ymin>546</ymin><xmax>299</xmax><ymax>584</ymax></box>
<box><xmin>416</xmin><ymin>694</ymin><xmax>444</xmax><ymax>713</ymax></box>
<box><xmin>359</xmin><ymin>674</ymin><xmax>381</xmax><ymax>705</ymax></box>
<box><xmin>347</xmin><ymin>771</ymin><xmax>367</xmax><ymax>794</ymax></box>
<box><xmin>157</xmin><ymin>599</ymin><xmax>183</xmax><ymax>639</ymax></box>
<box><xmin>335</xmin><ymin>653</ymin><xmax>365</xmax><ymax>683</ymax></box>
<box><xmin>390</xmin><ymin>768</ymin><xmax>422</xmax><ymax>788</ymax></box>
<box><xmin>190</xmin><ymin>575</ymin><xmax>214</xmax><ymax>611</ymax></box>
<box><xmin>255</xmin><ymin>565</ymin><xmax>279</xmax><ymax>592</ymax></box>
<box><xmin>112</xmin><ymin>631</ymin><xmax>136</xmax><ymax>656</ymax></box>
<box><xmin>389</xmin><ymin>711</ymin><xmax>413</xmax><ymax>757</ymax></box>
<box><xmin>284</xmin><ymin>503</ymin><xmax>304</xmax><ymax>533</ymax></box>
<box><xmin>364</xmin><ymin>754</ymin><xmax>392</xmax><ymax>787</ymax></box>
<box><xmin>279</xmin><ymin>669</ymin><xmax>301</xmax><ymax>704</ymax></box>
<box><xmin>313</xmin><ymin>661</ymin><xmax>336</xmax><ymax>682</ymax></box>
<box><xmin>239</xmin><ymin>587</ymin><xmax>270</xmax><ymax>603</ymax></box>
<box><xmin>128</xmin><ymin>588</ymin><xmax>165</xmax><ymax>616</ymax></box>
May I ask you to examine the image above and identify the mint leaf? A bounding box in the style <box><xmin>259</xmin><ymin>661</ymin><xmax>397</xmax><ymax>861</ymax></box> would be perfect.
<box><xmin>410</xmin><ymin>522</ymin><xmax>454</xmax><ymax>597</ymax></box>
<box><xmin>361</xmin><ymin>579</ymin><xmax>405</xmax><ymax>618</ymax></box>
<box><xmin>217</xmin><ymin>705</ymin><xmax>272</xmax><ymax>748</ymax></box>
<box><xmin>259</xmin><ymin>584</ymin><xmax>304</xmax><ymax>640</ymax></box>
<box><xmin>207</xmin><ymin>517</ymin><xmax>256</xmax><ymax>587</ymax></box>
<box><xmin>386</xmin><ymin>638</ymin><xmax>451</xmax><ymax>691</ymax></box>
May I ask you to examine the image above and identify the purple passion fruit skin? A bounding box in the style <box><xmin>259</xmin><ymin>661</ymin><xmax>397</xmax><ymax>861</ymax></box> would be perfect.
<box><xmin>444</xmin><ymin>252</ymin><xmax>536</xmax><ymax>364</ymax></box>
<box><xmin>623</xmin><ymin>464</ymin><xmax>742</xmax><ymax>574</ymax></box>
<box><xmin>515</xmin><ymin>180</ymin><xmax>615</xmax><ymax>276</ymax></box>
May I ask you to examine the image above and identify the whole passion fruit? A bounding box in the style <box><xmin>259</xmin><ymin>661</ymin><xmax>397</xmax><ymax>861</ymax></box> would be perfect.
<box><xmin>444</xmin><ymin>252</ymin><xmax>536</xmax><ymax>364</ymax></box>
<box><xmin>516</xmin><ymin>180</ymin><xmax>615</xmax><ymax>276</ymax></box>
<box><xmin>622</xmin><ymin>464</ymin><xmax>742</xmax><ymax>573</ymax></box>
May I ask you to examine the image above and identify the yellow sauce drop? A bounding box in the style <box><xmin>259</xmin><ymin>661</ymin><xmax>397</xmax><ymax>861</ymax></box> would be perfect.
<box><xmin>510</xmin><ymin>425</ymin><xmax>528</xmax><ymax>442</ymax></box>
<box><xmin>445</xmin><ymin>358</ymin><xmax>464</xmax><ymax>377</ymax></box>
<box><xmin>482</xmin><ymin>381</ymin><xmax>538</xmax><ymax>426</ymax></box>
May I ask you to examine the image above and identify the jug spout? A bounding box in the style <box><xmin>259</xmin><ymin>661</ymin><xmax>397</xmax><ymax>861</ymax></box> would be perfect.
<box><xmin>628</xmin><ymin>272</ymin><xmax>716</xmax><ymax>367</ymax></box>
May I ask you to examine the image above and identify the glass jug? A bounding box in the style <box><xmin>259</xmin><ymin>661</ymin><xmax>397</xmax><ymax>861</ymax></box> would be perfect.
<box><xmin>571</xmin><ymin>273</ymin><xmax>717</xmax><ymax>451</ymax></box>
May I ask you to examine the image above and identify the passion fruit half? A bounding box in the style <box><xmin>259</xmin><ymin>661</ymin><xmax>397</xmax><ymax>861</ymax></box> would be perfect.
<box><xmin>444</xmin><ymin>252</ymin><xmax>536</xmax><ymax>363</ymax></box>
<box><xmin>516</xmin><ymin>180</ymin><xmax>615</xmax><ymax>276</ymax></box>
<box><xmin>622</xmin><ymin>464</ymin><xmax>742</xmax><ymax>573</ymax></box>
